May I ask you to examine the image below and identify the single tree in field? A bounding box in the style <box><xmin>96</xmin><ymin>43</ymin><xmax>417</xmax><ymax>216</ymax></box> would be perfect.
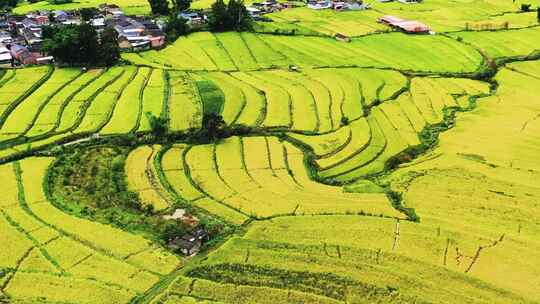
<box><xmin>99</xmin><ymin>26</ymin><xmax>120</xmax><ymax>66</ymax></box>
<box><xmin>148</xmin><ymin>0</ymin><xmax>169</xmax><ymax>15</ymax></box>
<box><xmin>172</xmin><ymin>0</ymin><xmax>191</xmax><ymax>11</ymax></box>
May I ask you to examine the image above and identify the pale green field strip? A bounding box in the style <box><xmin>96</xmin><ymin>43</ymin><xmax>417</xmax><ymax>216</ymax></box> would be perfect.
<box><xmin>332</xmin><ymin>69</ymin><xmax>365</xmax><ymax>121</ymax></box>
<box><xmin>0</xmin><ymin>67</ymin><xmax>50</xmax><ymax>128</ymax></box>
<box><xmin>409</xmin><ymin>77</ymin><xmax>442</xmax><ymax>125</ymax></box>
<box><xmin>449</xmin><ymin>26</ymin><xmax>540</xmax><ymax>59</ymax></box>
<box><xmin>215</xmin><ymin>32</ymin><xmax>260</xmax><ymax>71</ymax></box>
<box><xmin>138</xmin><ymin>69</ymin><xmax>166</xmax><ymax>132</ymax></box>
<box><xmin>168</xmin><ymin>71</ymin><xmax>203</xmax><ymax>131</ymax></box>
<box><xmin>273</xmin><ymin>70</ymin><xmax>333</xmax><ymax>133</ymax></box>
<box><xmin>0</xmin><ymin>163</ymin><xmax>20</xmax><ymax>208</ymax></box>
<box><xmin>211</xmin><ymin>72</ymin><xmax>265</xmax><ymax>126</ymax></box>
<box><xmin>161</xmin><ymin>146</ymin><xmax>206</xmax><ymax>201</ymax></box>
<box><xmin>288</xmin><ymin>125</ymin><xmax>352</xmax><ymax>158</ymax></box>
<box><xmin>0</xmin><ymin>68</ymin><xmax>81</xmax><ymax>142</ymax></box>
<box><xmin>332</xmin><ymin>108</ymin><xmax>410</xmax><ymax>182</ymax></box>
<box><xmin>393</xmin><ymin>92</ymin><xmax>428</xmax><ymax>133</ymax></box>
<box><xmin>76</xmin><ymin>66</ymin><xmax>138</xmax><ymax>133</ymax></box>
<box><xmin>0</xmin><ymin>69</ymin><xmax>15</xmax><ymax>87</ymax></box>
<box><xmin>316</xmin><ymin>118</ymin><xmax>371</xmax><ymax>169</ymax></box>
<box><xmin>26</xmin><ymin>69</ymin><xmax>104</xmax><ymax>138</ymax></box>
<box><xmin>172</xmin><ymin>36</ymin><xmax>217</xmax><ymax>70</ymax></box>
<box><xmin>303</xmin><ymin>69</ymin><xmax>346</xmax><ymax>130</ymax></box>
<box><xmin>16</xmin><ymin>157</ymin><xmax>181</xmax><ymax>273</ymax></box>
<box><xmin>231</xmin><ymin>72</ymin><xmax>291</xmax><ymax>128</ymax></box>
<box><xmin>262</xmin><ymin>71</ymin><xmax>319</xmax><ymax>131</ymax></box>
<box><xmin>199</xmin><ymin>72</ymin><xmax>247</xmax><ymax>125</ymax></box>
<box><xmin>239</xmin><ymin>32</ymin><xmax>289</xmax><ymax>67</ymax></box>
<box><xmin>125</xmin><ymin>145</ymin><xmax>170</xmax><ymax>211</ymax></box>
<box><xmin>378</xmin><ymin>101</ymin><xmax>421</xmax><ymax>147</ymax></box>
<box><xmin>101</xmin><ymin>67</ymin><xmax>152</xmax><ymax>134</ymax></box>
<box><xmin>188</xmin><ymin>32</ymin><xmax>237</xmax><ymax>71</ymax></box>
<box><xmin>56</xmin><ymin>67</ymin><xmax>125</xmax><ymax>133</ymax></box>
<box><xmin>127</xmin><ymin>32</ymin><xmax>482</xmax><ymax>73</ymax></box>
<box><xmin>507</xmin><ymin>59</ymin><xmax>540</xmax><ymax>78</ymax></box>
<box><xmin>161</xmin><ymin>276</ymin><xmax>340</xmax><ymax>304</ymax></box>
<box><xmin>318</xmin><ymin>116</ymin><xmax>385</xmax><ymax>179</ymax></box>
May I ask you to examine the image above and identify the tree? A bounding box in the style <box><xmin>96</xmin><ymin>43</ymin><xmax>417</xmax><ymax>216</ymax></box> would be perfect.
<box><xmin>166</xmin><ymin>13</ymin><xmax>189</xmax><ymax>41</ymax></box>
<box><xmin>78</xmin><ymin>23</ymin><xmax>99</xmax><ymax>64</ymax></box>
<box><xmin>99</xmin><ymin>26</ymin><xmax>120</xmax><ymax>66</ymax></box>
<box><xmin>148</xmin><ymin>114</ymin><xmax>168</xmax><ymax>137</ymax></box>
<box><xmin>226</xmin><ymin>0</ymin><xmax>250</xmax><ymax>31</ymax></box>
<box><xmin>171</xmin><ymin>0</ymin><xmax>191</xmax><ymax>11</ymax></box>
<box><xmin>0</xmin><ymin>0</ymin><xmax>18</xmax><ymax>10</ymax></box>
<box><xmin>208</xmin><ymin>0</ymin><xmax>228</xmax><ymax>31</ymax></box>
<box><xmin>42</xmin><ymin>23</ymin><xmax>120</xmax><ymax>66</ymax></box>
<box><xmin>148</xmin><ymin>0</ymin><xmax>169</xmax><ymax>15</ymax></box>
<box><xmin>80</xmin><ymin>7</ymin><xmax>99</xmax><ymax>22</ymax></box>
<box><xmin>208</xmin><ymin>0</ymin><xmax>251</xmax><ymax>32</ymax></box>
<box><xmin>202</xmin><ymin>113</ymin><xmax>227</xmax><ymax>140</ymax></box>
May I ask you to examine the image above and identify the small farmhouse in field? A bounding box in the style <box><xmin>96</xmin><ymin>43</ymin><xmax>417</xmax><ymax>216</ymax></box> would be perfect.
<box><xmin>167</xmin><ymin>225</ymin><xmax>209</xmax><ymax>256</ymax></box>
<box><xmin>378</xmin><ymin>15</ymin><xmax>430</xmax><ymax>33</ymax></box>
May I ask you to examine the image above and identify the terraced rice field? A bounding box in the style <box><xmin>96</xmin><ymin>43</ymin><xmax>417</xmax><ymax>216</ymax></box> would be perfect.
<box><xmin>124</xmin><ymin>32</ymin><xmax>483</xmax><ymax>73</ymax></box>
<box><xmin>1</xmin><ymin>6</ymin><xmax>540</xmax><ymax>303</ymax></box>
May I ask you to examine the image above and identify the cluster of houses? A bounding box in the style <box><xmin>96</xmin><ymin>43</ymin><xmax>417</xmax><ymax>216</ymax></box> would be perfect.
<box><xmin>246</xmin><ymin>0</ymin><xmax>297</xmax><ymax>19</ymax></box>
<box><xmin>164</xmin><ymin>208</ymin><xmax>210</xmax><ymax>256</ymax></box>
<box><xmin>0</xmin><ymin>4</ymin><xmax>165</xmax><ymax>67</ymax></box>
<box><xmin>307</xmin><ymin>0</ymin><xmax>369</xmax><ymax>11</ymax></box>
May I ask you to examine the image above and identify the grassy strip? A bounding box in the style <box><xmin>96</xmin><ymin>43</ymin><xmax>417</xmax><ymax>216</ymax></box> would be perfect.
<box><xmin>131</xmin><ymin>68</ymin><xmax>152</xmax><ymax>134</ymax></box>
<box><xmin>0</xmin><ymin>66</ymin><xmax>53</xmax><ymax>129</ymax></box>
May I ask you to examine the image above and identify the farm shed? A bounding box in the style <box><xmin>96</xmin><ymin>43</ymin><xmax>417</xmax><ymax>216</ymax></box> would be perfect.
<box><xmin>378</xmin><ymin>15</ymin><xmax>430</xmax><ymax>33</ymax></box>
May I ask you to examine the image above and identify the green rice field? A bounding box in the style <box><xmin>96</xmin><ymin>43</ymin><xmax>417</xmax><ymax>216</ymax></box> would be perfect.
<box><xmin>1</xmin><ymin>2</ymin><xmax>540</xmax><ymax>303</ymax></box>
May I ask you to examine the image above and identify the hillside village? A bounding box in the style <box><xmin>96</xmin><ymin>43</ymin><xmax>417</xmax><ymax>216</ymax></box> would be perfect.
<box><xmin>0</xmin><ymin>4</ymin><xmax>166</xmax><ymax>66</ymax></box>
<box><xmin>0</xmin><ymin>0</ymin><xmax>432</xmax><ymax>67</ymax></box>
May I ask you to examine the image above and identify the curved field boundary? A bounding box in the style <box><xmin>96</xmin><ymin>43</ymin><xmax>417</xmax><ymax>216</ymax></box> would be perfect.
<box><xmin>0</xmin><ymin>69</ymin><xmax>16</xmax><ymax>88</ymax></box>
<box><xmin>265</xmin><ymin>70</ymin><xmax>320</xmax><ymax>132</ymax></box>
<box><xmin>0</xmin><ymin>68</ymin><xmax>82</xmax><ymax>143</ymax></box>
<box><xmin>220</xmin><ymin>72</ymin><xmax>266</xmax><ymax>126</ymax></box>
<box><xmin>316</xmin><ymin>118</ymin><xmax>372</xmax><ymax>170</ymax></box>
<box><xmin>199</xmin><ymin>72</ymin><xmax>246</xmax><ymax>125</ymax></box>
<box><xmin>286</xmin><ymin>125</ymin><xmax>352</xmax><ymax>159</ymax></box>
<box><xmin>55</xmin><ymin>67</ymin><xmax>125</xmax><ymax>133</ymax></box>
<box><xmin>138</xmin><ymin>68</ymin><xmax>167</xmax><ymax>132</ymax></box>
<box><xmin>303</xmin><ymin>70</ymin><xmax>346</xmax><ymax>130</ymax></box>
<box><xmin>231</xmin><ymin>72</ymin><xmax>291</xmax><ymax>129</ymax></box>
<box><xmin>101</xmin><ymin>67</ymin><xmax>152</xmax><ymax>135</ymax></box>
<box><xmin>16</xmin><ymin>158</ymin><xmax>179</xmax><ymax>276</ymax></box>
<box><xmin>125</xmin><ymin>145</ymin><xmax>170</xmax><ymax>211</ymax></box>
<box><xmin>0</xmin><ymin>66</ymin><xmax>53</xmax><ymax>130</ymax></box>
<box><xmin>273</xmin><ymin>70</ymin><xmax>332</xmax><ymax>133</ymax></box>
<box><xmin>90</xmin><ymin>67</ymin><xmax>140</xmax><ymax>134</ymax></box>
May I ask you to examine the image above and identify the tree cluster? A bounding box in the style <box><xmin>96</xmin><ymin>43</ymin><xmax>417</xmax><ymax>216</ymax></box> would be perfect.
<box><xmin>208</xmin><ymin>0</ymin><xmax>251</xmax><ymax>32</ymax></box>
<box><xmin>0</xmin><ymin>0</ymin><xmax>17</xmax><ymax>10</ymax></box>
<box><xmin>148</xmin><ymin>0</ymin><xmax>192</xmax><ymax>15</ymax></box>
<box><xmin>42</xmin><ymin>23</ymin><xmax>120</xmax><ymax>66</ymax></box>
